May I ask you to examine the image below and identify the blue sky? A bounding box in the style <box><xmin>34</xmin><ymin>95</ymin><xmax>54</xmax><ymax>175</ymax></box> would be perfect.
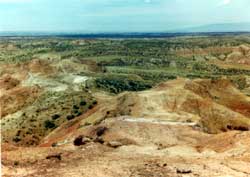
<box><xmin>0</xmin><ymin>0</ymin><xmax>249</xmax><ymax>32</ymax></box>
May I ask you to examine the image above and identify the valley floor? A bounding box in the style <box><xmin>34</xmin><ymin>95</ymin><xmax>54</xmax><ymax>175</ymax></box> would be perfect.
<box><xmin>2</xmin><ymin>36</ymin><xmax>250</xmax><ymax>176</ymax></box>
<box><xmin>2</xmin><ymin>117</ymin><xmax>250</xmax><ymax>177</ymax></box>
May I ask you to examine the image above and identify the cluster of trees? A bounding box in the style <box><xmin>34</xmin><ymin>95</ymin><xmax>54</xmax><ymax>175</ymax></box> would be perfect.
<box><xmin>95</xmin><ymin>75</ymin><xmax>152</xmax><ymax>94</ymax></box>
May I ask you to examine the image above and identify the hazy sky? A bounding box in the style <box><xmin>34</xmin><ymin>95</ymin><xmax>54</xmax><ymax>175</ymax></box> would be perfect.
<box><xmin>0</xmin><ymin>0</ymin><xmax>250</xmax><ymax>32</ymax></box>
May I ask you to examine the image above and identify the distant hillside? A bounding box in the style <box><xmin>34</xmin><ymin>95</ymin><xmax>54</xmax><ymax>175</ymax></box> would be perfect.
<box><xmin>181</xmin><ymin>23</ymin><xmax>250</xmax><ymax>32</ymax></box>
<box><xmin>1</xmin><ymin>23</ymin><xmax>250</xmax><ymax>37</ymax></box>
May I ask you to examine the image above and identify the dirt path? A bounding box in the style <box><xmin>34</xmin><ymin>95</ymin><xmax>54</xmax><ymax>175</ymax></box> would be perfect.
<box><xmin>118</xmin><ymin>116</ymin><xmax>197</xmax><ymax>126</ymax></box>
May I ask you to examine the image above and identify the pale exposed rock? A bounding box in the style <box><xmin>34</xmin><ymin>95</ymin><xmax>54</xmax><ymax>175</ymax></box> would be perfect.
<box><xmin>107</xmin><ymin>141</ymin><xmax>123</xmax><ymax>148</ymax></box>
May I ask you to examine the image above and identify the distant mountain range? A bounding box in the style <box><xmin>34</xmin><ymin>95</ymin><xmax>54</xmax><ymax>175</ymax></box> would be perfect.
<box><xmin>0</xmin><ymin>23</ymin><xmax>250</xmax><ymax>37</ymax></box>
<box><xmin>179</xmin><ymin>23</ymin><xmax>250</xmax><ymax>32</ymax></box>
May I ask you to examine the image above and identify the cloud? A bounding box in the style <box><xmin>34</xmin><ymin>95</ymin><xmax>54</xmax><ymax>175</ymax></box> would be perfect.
<box><xmin>219</xmin><ymin>0</ymin><xmax>232</xmax><ymax>6</ymax></box>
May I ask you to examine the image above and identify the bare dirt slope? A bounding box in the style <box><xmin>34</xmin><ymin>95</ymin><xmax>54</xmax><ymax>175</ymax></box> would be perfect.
<box><xmin>2</xmin><ymin>78</ymin><xmax>250</xmax><ymax>177</ymax></box>
<box><xmin>2</xmin><ymin>118</ymin><xmax>250</xmax><ymax>177</ymax></box>
<box><xmin>0</xmin><ymin>59</ymin><xmax>95</xmax><ymax>146</ymax></box>
<box><xmin>176</xmin><ymin>44</ymin><xmax>250</xmax><ymax>65</ymax></box>
<box><xmin>115</xmin><ymin>78</ymin><xmax>250</xmax><ymax>133</ymax></box>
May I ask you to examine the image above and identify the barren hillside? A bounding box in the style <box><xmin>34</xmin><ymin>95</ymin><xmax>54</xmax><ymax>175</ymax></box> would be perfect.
<box><xmin>1</xmin><ymin>35</ymin><xmax>250</xmax><ymax>176</ymax></box>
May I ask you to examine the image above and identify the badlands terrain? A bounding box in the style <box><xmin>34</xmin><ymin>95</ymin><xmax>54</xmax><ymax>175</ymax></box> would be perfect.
<box><xmin>1</xmin><ymin>34</ymin><xmax>250</xmax><ymax>176</ymax></box>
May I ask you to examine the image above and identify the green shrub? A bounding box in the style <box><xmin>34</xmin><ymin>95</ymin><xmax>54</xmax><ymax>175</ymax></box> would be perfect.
<box><xmin>73</xmin><ymin>105</ymin><xmax>79</xmax><ymax>110</ymax></box>
<box><xmin>76</xmin><ymin>112</ymin><xmax>82</xmax><ymax>116</ymax></box>
<box><xmin>84</xmin><ymin>122</ymin><xmax>91</xmax><ymax>126</ymax></box>
<box><xmin>52</xmin><ymin>114</ymin><xmax>61</xmax><ymax>120</ymax></box>
<box><xmin>80</xmin><ymin>100</ymin><xmax>87</xmax><ymax>106</ymax></box>
<box><xmin>92</xmin><ymin>100</ymin><xmax>98</xmax><ymax>105</ymax></box>
<box><xmin>13</xmin><ymin>136</ymin><xmax>21</xmax><ymax>142</ymax></box>
<box><xmin>95</xmin><ymin>75</ymin><xmax>152</xmax><ymax>94</ymax></box>
<box><xmin>44</xmin><ymin>120</ymin><xmax>56</xmax><ymax>129</ymax></box>
<box><xmin>66</xmin><ymin>115</ymin><xmax>75</xmax><ymax>120</ymax></box>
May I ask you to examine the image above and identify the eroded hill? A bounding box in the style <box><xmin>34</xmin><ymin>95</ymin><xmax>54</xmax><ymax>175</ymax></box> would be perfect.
<box><xmin>1</xmin><ymin>35</ymin><xmax>250</xmax><ymax>176</ymax></box>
